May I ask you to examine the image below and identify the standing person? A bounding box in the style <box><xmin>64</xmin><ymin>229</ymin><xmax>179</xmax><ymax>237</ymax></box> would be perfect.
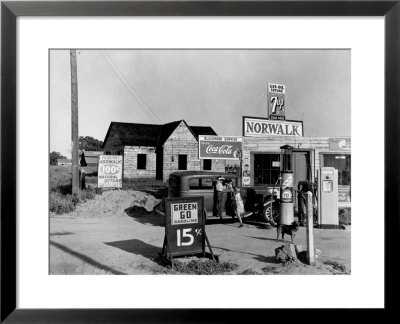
<box><xmin>216</xmin><ymin>177</ymin><xmax>225</xmax><ymax>219</ymax></box>
<box><xmin>224</xmin><ymin>179</ymin><xmax>235</xmax><ymax>216</ymax></box>
<box><xmin>312</xmin><ymin>178</ymin><xmax>318</xmax><ymax>226</ymax></box>
<box><xmin>234</xmin><ymin>187</ymin><xmax>244</xmax><ymax>227</ymax></box>
<box><xmin>212</xmin><ymin>178</ymin><xmax>218</xmax><ymax>216</ymax></box>
<box><xmin>297</xmin><ymin>180</ymin><xmax>313</xmax><ymax>226</ymax></box>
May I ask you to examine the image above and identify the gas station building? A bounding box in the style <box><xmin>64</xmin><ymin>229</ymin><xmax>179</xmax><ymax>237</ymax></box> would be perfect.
<box><xmin>241</xmin><ymin>118</ymin><xmax>351</xmax><ymax>211</ymax></box>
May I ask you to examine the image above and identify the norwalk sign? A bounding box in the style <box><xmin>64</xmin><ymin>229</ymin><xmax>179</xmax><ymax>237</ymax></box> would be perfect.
<box><xmin>243</xmin><ymin>117</ymin><xmax>303</xmax><ymax>138</ymax></box>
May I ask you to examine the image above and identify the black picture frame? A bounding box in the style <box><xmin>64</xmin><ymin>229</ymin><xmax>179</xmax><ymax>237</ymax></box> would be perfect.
<box><xmin>1</xmin><ymin>0</ymin><xmax>399</xmax><ymax>322</ymax></box>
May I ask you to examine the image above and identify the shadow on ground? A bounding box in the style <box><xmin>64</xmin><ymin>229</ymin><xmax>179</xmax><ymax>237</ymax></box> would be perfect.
<box><xmin>50</xmin><ymin>240</ymin><xmax>126</xmax><ymax>275</ymax></box>
<box><xmin>124</xmin><ymin>207</ymin><xmax>165</xmax><ymax>227</ymax></box>
<box><xmin>212</xmin><ymin>245</ymin><xmax>272</xmax><ymax>262</ymax></box>
<box><xmin>243</xmin><ymin>235</ymin><xmax>281</xmax><ymax>243</ymax></box>
<box><xmin>104</xmin><ymin>238</ymin><xmax>161</xmax><ymax>262</ymax></box>
<box><xmin>205</xmin><ymin>218</ymin><xmax>238</xmax><ymax>225</ymax></box>
<box><xmin>252</xmin><ymin>255</ymin><xmax>278</xmax><ymax>264</ymax></box>
<box><xmin>50</xmin><ymin>231</ymin><xmax>74</xmax><ymax>236</ymax></box>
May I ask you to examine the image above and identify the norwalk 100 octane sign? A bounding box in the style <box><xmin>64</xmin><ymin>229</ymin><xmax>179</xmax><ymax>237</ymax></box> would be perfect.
<box><xmin>243</xmin><ymin>117</ymin><xmax>303</xmax><ymax>138</ymax></box>
<box><xmin>97</xmin><ymin>155</ymin><xmax>123</xmax><ymax>188</ymax></box>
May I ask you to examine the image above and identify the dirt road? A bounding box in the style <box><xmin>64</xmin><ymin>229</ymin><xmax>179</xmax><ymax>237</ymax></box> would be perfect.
<box><xmin>50</xmin><ymin>190</ymin><xmax>350</xmax><ymax>275</ymax></box>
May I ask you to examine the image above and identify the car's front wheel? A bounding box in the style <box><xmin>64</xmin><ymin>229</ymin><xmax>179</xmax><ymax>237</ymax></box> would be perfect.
<box><xmin>262</xmin><ymin>202</ymin><xmax>279</xmax><ymax>225</ymax></box>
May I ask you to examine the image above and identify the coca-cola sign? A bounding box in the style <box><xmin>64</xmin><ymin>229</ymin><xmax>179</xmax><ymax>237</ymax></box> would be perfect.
<box><xmin>199</xmin><ymin>135</ymin><xmax>243</xmax><ymax>160</ymax></box>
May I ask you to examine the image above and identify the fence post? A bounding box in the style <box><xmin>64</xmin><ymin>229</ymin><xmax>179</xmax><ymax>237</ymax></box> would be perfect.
<box><xmin>306</xmin><ymin>191</ymin><xmax>316</xmax><ymax>266</ymax></box>
<box><xmin>80</xmin><ymin>169</ymin><xmax>86</xmax><ymax>190</ymax></box>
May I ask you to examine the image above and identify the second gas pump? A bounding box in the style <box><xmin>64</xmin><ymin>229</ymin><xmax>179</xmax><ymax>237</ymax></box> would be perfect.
<box><xmin>279</xmin><ymin>145</ymin><xmax>294</xmax><ymax>225</ymax></box>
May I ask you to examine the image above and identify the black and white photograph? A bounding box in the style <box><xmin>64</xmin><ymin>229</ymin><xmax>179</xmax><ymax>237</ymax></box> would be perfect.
<box><xmin>49</xmin><ymin>49</ymin><xmax>351</xmax><ymax>275</ymax></box>
<box><xmin>4</xmin><ymin>0</ymin><xmax>399</xmax><ymax>317</ymax></box>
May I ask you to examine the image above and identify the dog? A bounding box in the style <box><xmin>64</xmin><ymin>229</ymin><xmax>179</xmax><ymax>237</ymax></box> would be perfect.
<box><xmin>276</xmin><ymin>221</ymin><xmax>300</xmax><ymax>243</ymax></box>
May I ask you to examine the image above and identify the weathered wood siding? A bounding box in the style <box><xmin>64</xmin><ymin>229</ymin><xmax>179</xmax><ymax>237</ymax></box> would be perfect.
<box><xmin>162</xmin><ymin>121</ymin><xmax>224</xmax><ymax>181</ymax></box>
<box><xmin>123</xmin><ymin>146</ymin><xmax>157</xmax><ymax>178</ymax></box>
<box><xmin>243</xmin><ymin>136</ymin><xmax>351</xmax><ymax>187</ymax></box>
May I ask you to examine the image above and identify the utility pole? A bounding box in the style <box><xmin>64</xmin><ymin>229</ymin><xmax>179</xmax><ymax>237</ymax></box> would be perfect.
<box><xmin>306</xmin><ymin>191</ymin><xmax>316</xmax><ymax>266</ymax></box>
<box><xmin>70</xmin><ymin>49</ymin><xmax>79</xmax><ymax>194</ymax></box>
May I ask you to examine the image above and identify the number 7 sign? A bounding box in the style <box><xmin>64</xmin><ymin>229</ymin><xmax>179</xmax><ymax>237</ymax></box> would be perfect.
<box><xmin>268</xmin><ymin>83</ymin><xmax>286</xmax><ymax>120</ymax></box>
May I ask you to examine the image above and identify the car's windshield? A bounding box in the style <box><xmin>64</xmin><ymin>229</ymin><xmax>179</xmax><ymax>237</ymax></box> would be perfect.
<box><xmin>188</xmin><ymin>177</ymin><xmax>237</xmax><ymax>190</ymax></box>
<box><xmin>189</xmin><ymin>178</ymin><xmax>214</xmax><ymax>190</ymax></box>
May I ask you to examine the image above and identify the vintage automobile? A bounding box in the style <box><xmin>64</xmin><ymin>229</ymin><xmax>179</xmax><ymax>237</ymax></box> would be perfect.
<box><xmin>168</xmin><ymin>171</ymin><xmax>279</xmax><ymax>223</ymax></box>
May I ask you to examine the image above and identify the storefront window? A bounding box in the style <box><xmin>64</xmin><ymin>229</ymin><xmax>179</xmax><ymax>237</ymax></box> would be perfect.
<box><xmin>323</xmin><ymin>154</ymin><xmax>351</xmax><ymax>186</ymax></box>
<box><xmin>254</xmin><ymin>154</ymin><xmax>280</xmax><ymax>186</ymax></box>
<box><xmin>323</xmin><ymin>154</ymin><xmax>351</xmax><ymax>202</ymax></box>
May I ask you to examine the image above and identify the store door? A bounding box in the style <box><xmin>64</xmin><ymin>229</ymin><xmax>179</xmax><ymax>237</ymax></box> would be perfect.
<box><xmin>293</xmin><ymin>151</ymin><xmax>311</xmax><ymax>212</ymax></box>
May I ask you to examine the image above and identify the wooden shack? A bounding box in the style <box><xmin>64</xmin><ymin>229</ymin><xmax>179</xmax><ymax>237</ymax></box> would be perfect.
<box><xmin>102</xmin><ymin>120</ymin><xmax>225</xmax><ymax>182</ymax></box>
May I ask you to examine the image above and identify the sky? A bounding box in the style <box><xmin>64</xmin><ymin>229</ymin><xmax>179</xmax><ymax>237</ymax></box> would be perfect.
<box><xmin>50</xmin><ymin>49</ymin><xmax>351</xmax><ymax>158</ymax></box>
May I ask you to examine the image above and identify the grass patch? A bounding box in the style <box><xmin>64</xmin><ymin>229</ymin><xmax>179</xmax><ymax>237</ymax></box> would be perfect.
<box><xmin>50</xmin><ymin>166</ymin><xmax>73</xmax><ymax>193</ymax></box>
<box><xmin>169</xmin><ymin>259</ymin><xmax>238</xmax><ymax>275</ymax></box>
<box><xmin>323</xmin><ymin>260</ymin><xmax>350</xmax><ymax>274</ymax></box>
<box><xmin>49</xmin><ymin>192</ymin><xmax>76</xmax><ymax>214</ymax></box>
<box><xmin>50</xmin><ymin>166</ymin><xmax>97</xmax><ymax>214</ymax></box>
<box><xmin>238</xmin><ymin>269</ymin><xmax>260</xmax><ymax>275</ymax></box>
<box><xmin>261</xmin><ymin>266</ymin><xmax>279</xmax><ymax>274</ymax></box>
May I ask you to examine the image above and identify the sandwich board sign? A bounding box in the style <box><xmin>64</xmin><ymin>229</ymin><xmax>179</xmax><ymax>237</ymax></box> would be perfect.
<box><xmin>160</xmin><ymin>196</ymin><xmax>216</xmax><ymax>267</ymax></box>
<box><xmin>97</xmin><ymin>155</ymin><xmax>123</xmax><ymax>188</ymax></box>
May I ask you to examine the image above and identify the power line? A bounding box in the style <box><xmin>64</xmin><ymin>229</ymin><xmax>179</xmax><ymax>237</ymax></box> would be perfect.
<box><xmin>99</xmin><ymin>50</ymin><xmax>162</xmax><ymax>123</ymax></box>
<box><xmin>51</xmin><ymin>53</ymin><xmax>95</xmax><ymax>93</ymax></box>
<box><xmin>104</xmin><ymin>51</ymin><xmax>161</xmax><ymax>122</ymax></box>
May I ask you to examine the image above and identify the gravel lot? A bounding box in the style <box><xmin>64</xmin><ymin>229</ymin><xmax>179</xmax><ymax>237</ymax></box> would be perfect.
<box><xmin>50</xmin><ymin>190</ymin><xmax>351</xmax><ymax>275</ymax></box>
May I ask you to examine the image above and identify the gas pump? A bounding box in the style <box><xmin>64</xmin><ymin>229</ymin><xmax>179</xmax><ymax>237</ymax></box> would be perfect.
<box><xmin>279</xmin><ymin>145</ymin><xmax>294</xmax><ymax>225</ymax></box>
<box><xmin>317</xmin><ymin>167</ymin><xmax>339</xmax><ymax>228</ymax></box>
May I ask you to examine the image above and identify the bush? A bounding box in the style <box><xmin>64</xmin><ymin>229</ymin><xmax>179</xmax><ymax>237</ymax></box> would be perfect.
<box><xmin>49</xmin><ymin>192</ymin><xmax>75</xmax><ymax>214</ymax></box>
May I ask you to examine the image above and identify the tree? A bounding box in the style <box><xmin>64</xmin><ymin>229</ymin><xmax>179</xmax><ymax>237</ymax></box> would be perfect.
<box><xmin>79</xmin><ymin>136</ymin><xmax>103</xmax><ymax>151</ymax></box>
<box><xmin>50</xmin><ymin>151</ymin><xmax>67</xmax><ymax>165</ymax></box>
